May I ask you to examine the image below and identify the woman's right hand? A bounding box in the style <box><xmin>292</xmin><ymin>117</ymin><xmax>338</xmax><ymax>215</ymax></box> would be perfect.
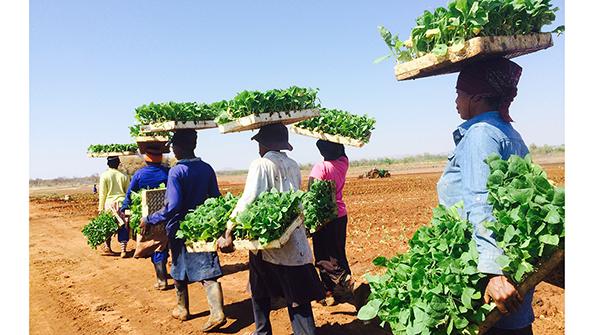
<box><xmin>217</xmin><ymin>228</ymin><xmax>234</xmax><ymax>253</ymax></box>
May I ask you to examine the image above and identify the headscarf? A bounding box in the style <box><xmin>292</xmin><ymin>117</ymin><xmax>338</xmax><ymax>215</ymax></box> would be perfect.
<box><xmin>144</xmin><ymin>146</ymin><xmax>163</xmax><ymax>163</ymax></box>
<box><xmin>456</xmin><ymin>57</ymin><xmax>522</xmax><ymax>122</ymax></box>
<box><xmin>316</xmin><ymin>140</ymin><xmax>346</xmax><ymax>161</ymax></box>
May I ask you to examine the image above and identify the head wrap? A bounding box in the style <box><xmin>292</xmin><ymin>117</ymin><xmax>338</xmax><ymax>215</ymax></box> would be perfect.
<box><xmin>144</xmin><ymin>146</ymin><xmax>163</xmax><ymax>163</ymax></box>
<box><xmin>316</xmin><ymin>140</ymin><xmax>346</xmax><ymax>161</ymax></box>
<box><xmin>250</xmin><ymin>123</ymin><xmax>293</xmax><ymax>151</ymax></box>
<box><xmin>170</xmin><ymin>129</ymin><xmax>197</xmax><ymax>150</ymax></box>
<box><xmin>456</xmin><ymin>57</ymin><xmax>522</xmax><ymax>122</ymax></box>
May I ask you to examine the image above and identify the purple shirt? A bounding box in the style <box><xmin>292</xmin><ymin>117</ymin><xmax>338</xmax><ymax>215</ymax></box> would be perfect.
<box><xmin>145</xmin><ymin>158</ymin><xmax>221</xmax><ymax>239</ymax></box>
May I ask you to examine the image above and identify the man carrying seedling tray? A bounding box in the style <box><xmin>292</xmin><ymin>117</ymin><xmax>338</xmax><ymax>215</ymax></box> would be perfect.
<box><xmin>139</xmin><ymin>129</ymin><xmax>227</xmax><ymax>332</ymax></box>
<box><xmin>437</xmin><ymin>58</ymin><xmax>534</xmax><ymax>334</ymax></box>
<box><xmin>119</xmin><ymin>145</ymin><xmax>170</xmax><ymax>290</ymax></box>
<box><xmin>98</xmin><ymin>156</ymin><xmax>130</xmax><ymax>256</ymax></box>
<box><xmin>218</xmin><ymin>123</ymin><xmax>325</xmax><ymax>335</ymax></box>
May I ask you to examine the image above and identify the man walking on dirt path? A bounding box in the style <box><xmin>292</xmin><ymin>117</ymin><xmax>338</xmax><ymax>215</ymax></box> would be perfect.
<box><xmin>98</xmin><ymin>156</ymin><xmax>130</xmax><ymax>256</ymax></box>
<box><xmin>140</xmin><ymin>129</ymin><xmax>227</xmax><ymax>332</ymax></box>
<box><xmin>218</xmin><ymin>123</ymin><xmax>325</xmax><ymax>335</ymax></box>
<box><xmin>120</xmin><ymin>145</ymin><xmax>170</xmax><ymax>290</ymax></box>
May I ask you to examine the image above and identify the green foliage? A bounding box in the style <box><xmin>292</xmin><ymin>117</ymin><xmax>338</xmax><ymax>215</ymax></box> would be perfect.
<box><xmin>359</xmin><ymin>154</ymin><xmax>565</xmax><ymax>334</ymax></box>
<box><xmin>215</xmin><ymin>86</ymin><xmax>319</xmax><ymax>124</ymax></box>
<box><xmin>134</xmin><ymin>101</ymin><xmax>222</xmax><ymax>124</ymax></box>
<box><xmin>87</xmin><ymin>143</ymin><xmax>138</xmax><ymax>153</ymax></box>
<box><xmin>81</xmin><ymin>212</ymin><xmax>119</xmax><ymax>249</ymax></box>
<box><xmin>128</xmin><ymin>124</ymin><xmax>173</xmax><ymax>139</ymax></box>
<box><xmin>303</xmin><ymin>180</ymin><xmax>338</xmax><ymax>233</ymax></box>
<box><xmin>176</xmin><ymin>193</ymin><xmax>239</xmax><ymax>243</ymax></box>
<box><xmin>358</xmin><ymin>203</ymin><xmax>490</xmax><ymax>335</ymax></box>
<box><xmin>377</xmin><ymin>0</ymin><xmax>563</xmax><ymax>62</ymax></box>
<box><xmin>233</xmin><ymin>189</ymin><xmax>304</xmax><ymax>244</ymax></box>
<box><xmin>484</xmin><ymin>154</ymin><xmax>565</xmax><ymax>283</ymax></box>
<box><xmin>294</xmin><ymin>108</ymin><xmax>376</xmax><ymax>143</ymax></box>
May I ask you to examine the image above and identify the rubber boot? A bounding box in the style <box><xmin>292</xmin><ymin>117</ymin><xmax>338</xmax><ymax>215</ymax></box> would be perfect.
<box><xmin>201</xmin><ymin>281</ymin><xmax>227</xmax><ymax>332</ymax></box>
<box><xmin>153</xmin><ymin>260</ymin><xmax>168</xmax><ymax>290</ymax></box>
<box><xmin>172</xmin><ymin>280</ymin><xmax>189</xmax><ymax>321</ymax></box>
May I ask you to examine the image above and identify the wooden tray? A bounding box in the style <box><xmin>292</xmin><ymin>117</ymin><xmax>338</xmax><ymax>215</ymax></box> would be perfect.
<box><xmin>289</xmin><ymin>126</ymin><xmax>369</xmax><ymax>148</ymax></box>
<box><xmin>87</xmin><ymin>151</ymin><xmax>138</xmax><ymax>158</ymax></box>
<box><xmin>396</xmin><ymin>33</ymin><xmax>553</xmax><ymax>81</ymax></box>
<box><xmin>218</xmin><ymin>109</ymin><xmax>320</xmax><ymax>134</ymax></box>
<box><xmin>141</xmin><ymin>188</ymin><xmax>167</xmax><ymax>217</ymax></box>
<box><xmin>233</xmin><ymin>214</ymin><xmax>304</xmax><ymax>250</ymax></box>
<box><xmin>135</xmin><ymin>136</ymin><xmax>170</xmax><ymax>154</ymax></box>
<box><xmin>477</xmin><ymin>248</ymin><xmax>564</xmax><ymax>334</ymax></box>
<box><xmin>186</xmin><ymin>240</ymin><xmax>218</xmax><ymax>253</ymax></box>
<box><xmin>140</xmin><ymin>120</ymin><xmax>217</xmax><ymax>133</ymax></box>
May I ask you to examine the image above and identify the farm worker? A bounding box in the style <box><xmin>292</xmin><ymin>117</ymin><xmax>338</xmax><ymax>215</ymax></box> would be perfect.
<box><xmin>437</xmin><ymin>57</ymin><xmax>533</xmax><ymax>335</ymax></box>
<box><xmin>119</xmin><ymin>145</ymin><xmax>170</xmax><ymax>290</ymax></box>
<box><xmin>98</xmin><ymin>156</ymin><xmax>130</xmax><ymax>256</ymax></box>
<box><xmin>218</xmin><ymin>123</ymin><xmax>325</xmax><ymax>335</ymax></box>
<box><xmin>139</xmin><ymin>129</ymin><xmax>227</xmax><ymax>332</ymax></box>
<box><xmin>308</xmin><ymin>140</ymin><xmax>355</xmax><ymax>305</ymax></box>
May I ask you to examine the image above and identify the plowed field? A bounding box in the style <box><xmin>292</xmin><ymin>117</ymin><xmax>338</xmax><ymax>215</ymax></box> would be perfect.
<box><xmin>30</xmin><ymin>163</ymin><xmax>564</xmax><ymax>335</ymax></box>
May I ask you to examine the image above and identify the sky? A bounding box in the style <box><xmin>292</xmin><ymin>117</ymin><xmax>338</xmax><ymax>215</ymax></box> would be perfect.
<box><xmin>29</xmin><ymin>0</ymin><xmax>565</xmax><ymax>179</ymax></box>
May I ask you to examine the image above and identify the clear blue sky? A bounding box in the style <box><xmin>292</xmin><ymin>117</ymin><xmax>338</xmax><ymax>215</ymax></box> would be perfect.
<box><xmin>30</xmin><ymin>0</ymin><xmax>565</xmax><ymax>179</ymax></box>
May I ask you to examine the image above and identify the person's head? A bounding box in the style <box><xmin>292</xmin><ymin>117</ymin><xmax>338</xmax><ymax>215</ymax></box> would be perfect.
<box><xmin>316</xmin><ymin>140</ymin><xmax>346</xmax><ymax>161</ymax></box>
<box><xmin>144</xmin><ymin>145</ymin><xmax>163</xmax><ymax>164</ymax></box>
<box><xmin>107</xmin><ymin>156</ymin><xmax>120</xmax><ymax>169</ymax></box>
<box><xmin>250</xmin><ymin>123</ymin><xmax>293</xmax><ymax>157</ymax></box>
<box><xmin>170</xmin><ymin>129</ymin><xmax>197</xmax><ymax>160</ymax></box>
<box><xmin>455</xmin><ymin>57</ymin><xmax>523</xmax><ymax>122</ymax></box>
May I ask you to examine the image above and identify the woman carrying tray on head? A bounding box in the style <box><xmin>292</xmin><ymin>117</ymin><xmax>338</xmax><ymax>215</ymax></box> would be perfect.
<box><xmin>437</xmin><ymin>57</ymin><xmax>534</xmax><ymax>335</ymax></box>
<box><xmin>98</xmin><ymin>156</ymin><xmax>130</xmax><ymax>256</ymax></box>
<box><xmin>119</xmin><ymin>145</ymin><xmax>170</xmax><ymax>289</ymax></box>
<box><xmin>139</xmin><ymin>130</ymin><xmax>227</xmax><ymax>332</ymax></box>
<box><xmin>308</xmin><ymin>140</ymin><xmax>355</xmax><ymax>305</ymax></box>
<box><xmin>218</xmin><ymin>123</ymin><xmax>325</xmax><ymax>335</ymax></box>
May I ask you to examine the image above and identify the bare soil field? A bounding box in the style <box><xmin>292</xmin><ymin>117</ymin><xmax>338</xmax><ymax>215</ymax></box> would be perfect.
<box><xmin>29</xmin><ymin>162</ymin><xmax>564</xmax><ymax>335</ymax></box>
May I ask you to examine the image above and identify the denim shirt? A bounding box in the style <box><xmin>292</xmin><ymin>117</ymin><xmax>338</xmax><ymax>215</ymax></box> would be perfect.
<box><xmin>437</xmin><ymin>111</ymin><xmax>534</xmax><ymax>329</ymax></box>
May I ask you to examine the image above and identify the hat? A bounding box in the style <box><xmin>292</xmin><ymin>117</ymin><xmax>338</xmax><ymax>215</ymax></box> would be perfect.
<box><xmin>250</xmin><ymin>123</ymin><xmax>293</xmax><ymax>151</ymax></box>
<box><xmin>170</xmin><ymin>129</ymin><xmax>198</xmax><ymax>148</ymax></box>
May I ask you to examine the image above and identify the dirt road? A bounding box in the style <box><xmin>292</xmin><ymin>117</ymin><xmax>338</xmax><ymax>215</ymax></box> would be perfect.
<box><xmin>30</xmin><ymin>164</ymin><xmax>565</xmax><ymax>335</ymax></box>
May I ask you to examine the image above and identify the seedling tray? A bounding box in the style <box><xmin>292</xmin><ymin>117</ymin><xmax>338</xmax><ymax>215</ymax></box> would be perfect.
<box><xmin>87</xmin><ymin>151</ymin><xmax>137</xmax><ymax>158</ymax></box>
<box><xmin>477</xmin><ymin>248</ymin><xmax>564</xmax><ymax>334</ymax></box>
<box><xmin>233</xmin><ymin>214</ymin><xmax>305</xmax><ymax>250</ymax></box>
<box><xmin>396</xmin><ymin>33</ymin><xmax>553</xmax><ymax>81</ymax></box>
<box><xmin>140</xmin><ymin>120</ymin><xmax>218</xmax><ymax>133</ymax></box>
<box><xmin>218</xmin><ymin>109</ymin><xmax>320</xmax><ymax>134</ymax></box>
<box><xmin>135</xmin><ymin>136</ymin><xmax>170</xmax><ymax>154</ymax></box>
<box><xmin>290</xmin><ymin>125</ymin><xmax>369</xmax><ymax>148</ymax></box>
<box><xmin>186</xmin><ymin>240</ymin><xmax>218</xmax><ymax>253</ymax></box>
<box><xmin>306</xmin><ymin>180</ymin><xmax>338</xmax><ymax>236</ymax></box>
<box><xmin>141</xmin><ymin>188</ymin><xmax>167</xmax><ymax>217</ymax></box>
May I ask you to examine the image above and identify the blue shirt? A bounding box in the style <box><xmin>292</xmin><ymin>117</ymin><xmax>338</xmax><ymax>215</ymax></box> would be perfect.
<box><xmin>145</xmin><ymin>158</ymin><xmax>221</xmax><ymax>239</ymax></box>
<box><xmin>437</xmin><ymin>111</ymin><xmax>533</xmax><ymax>329</ymax></box>
<box><xmin>120</xmin><ymin>163</ymin><xmax>169</xmax><ymax>211</ymax></box>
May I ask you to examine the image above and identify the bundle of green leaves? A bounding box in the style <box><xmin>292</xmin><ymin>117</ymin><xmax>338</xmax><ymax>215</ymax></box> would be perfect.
<box><xmin>176</xmin><ymin>193</ymin><xmax>239</xmax><ymax>243</ymax></box>
<box><xmin>128</xmin><ymin>183</ymin><xmax>166</xmax><ymax>235</ymax></box>
<box><xmin>87</xmin><ymin>143</ymin><xmax>138</xmax><ymax>153</ymax></box>
<box><xmin>233</xmin><ymin>189</ymin><xmax>304</xmax><ymax>244</ymax></box>
<box><xmin>303</xmin><ymin>179</ymin><xmax>338</xmax><ymax>233</ymax></box>
<box><xmin>294</xmin><ymin>108</ymin><xmax>376</xmax><ymax>143</ymax></box>
<box><xmin>358</xmin><ymin>203</ymin><xmax>490</xmax><ymax>335</ymax></box>
<box><xmin>358</xmin><ymin>154</ymin><xmax>565</xmax><ymax>334</ymax></box>
<box><xmin>134</xmin><ymin>101</ymin><xmax>221</xmax><ymax>124</ymax></box>
<box><xmin>81</xmin><ymin>211</ymin><xmax>120</xmax><ymax>249</ymax></box>
<box><xmin>377</xmin><ymin>0</ymin><xmax>564</xmax><ymax>63</ymax></box>
<box><xmin>484</xmin><ymin>154</ymin><xmax>565</xmax><ymax>283</ymax></box>
<box><xmin>215</xmin><ymin>86</ymin><xmax>319</xmax><ymax>124</ymax></box>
